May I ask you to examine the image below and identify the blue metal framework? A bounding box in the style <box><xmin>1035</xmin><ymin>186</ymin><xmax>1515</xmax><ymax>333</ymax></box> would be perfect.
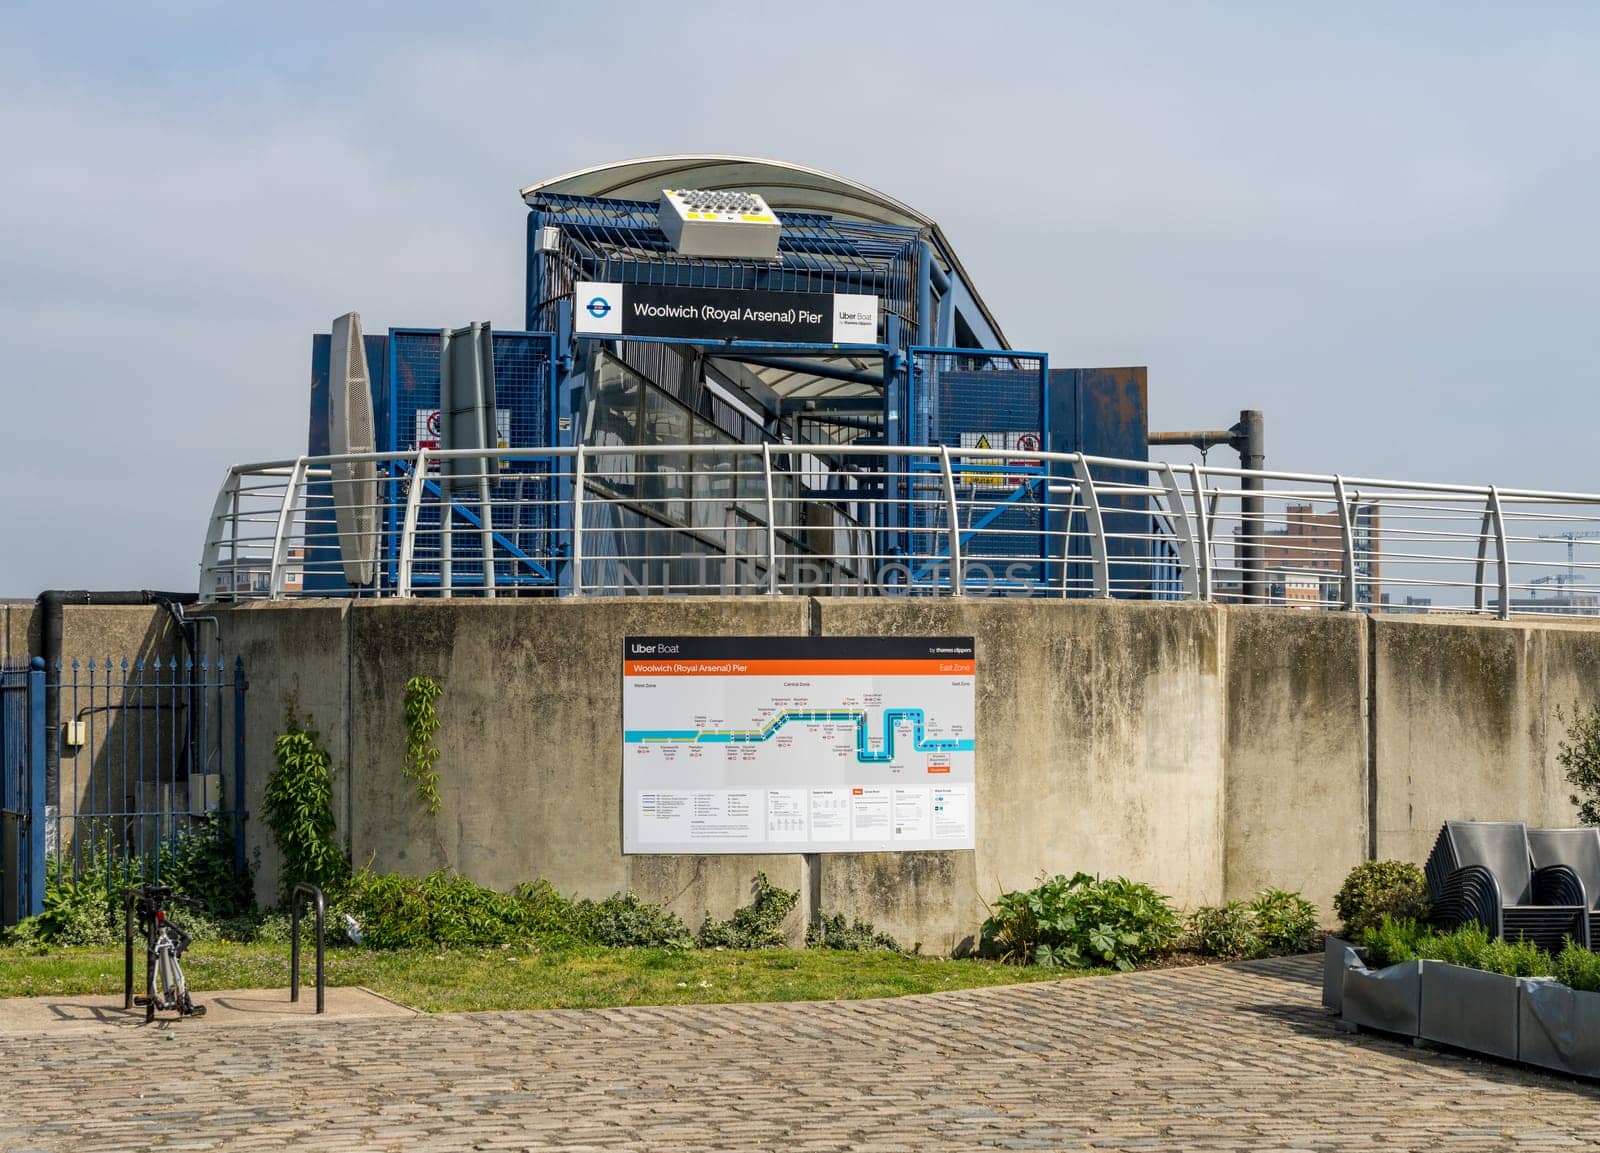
<box><xmin>903</xmin><ymin>347</ymin><xmax>1051</xmax><ymax>589</ymax></box>
<box><xmin>380</xmin><ymin>329</ymin><xmax>559</xmax><ymax>592</ymax></box>
<box><xmin>525</xmin><ymin>194</ymin><xmax>923</xmax><ymax>339</ymax></box>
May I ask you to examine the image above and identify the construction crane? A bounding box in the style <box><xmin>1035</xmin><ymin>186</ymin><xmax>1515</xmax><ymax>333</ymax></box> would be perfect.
<box><xmin>1538</xmin><ymin>530</ymin><xmax>1600</xmax><ymax>582</ymax></box>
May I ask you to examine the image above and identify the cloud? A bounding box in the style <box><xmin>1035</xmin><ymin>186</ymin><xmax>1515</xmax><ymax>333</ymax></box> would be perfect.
<box><xmin>1</xmin><ymin>1</ymin><xmax>1597</xmax><ymax>594</ymax></box>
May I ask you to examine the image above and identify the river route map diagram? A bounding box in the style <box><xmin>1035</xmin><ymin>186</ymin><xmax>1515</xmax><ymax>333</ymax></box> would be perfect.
<box><xmin>622</xmin><ymin>636</ymin><xmax>976</xmax><ymax>853</ymax></box>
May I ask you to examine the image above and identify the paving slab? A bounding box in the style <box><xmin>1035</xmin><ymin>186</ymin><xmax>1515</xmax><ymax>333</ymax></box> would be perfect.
<box><xmin>1</xmin><ymin>957</ymin><xmax>1599</xmax><ymax>1151</ymax></box>
<box><xmin>0</xmin><ymin>984</ymin><xmax>416</xmax><ymax>1035</ymax></box>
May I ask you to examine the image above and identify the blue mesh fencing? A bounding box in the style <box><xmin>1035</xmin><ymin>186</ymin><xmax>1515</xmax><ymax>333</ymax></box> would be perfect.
<box><xmin>383</xmin><ymin>330</ymin><xmax>557</xmax><ymax>591</ymax></box>
<box><xmin>904</xmin><ymin>349</ymin><xmax>1049</xmax><ymax>588</ymax></box>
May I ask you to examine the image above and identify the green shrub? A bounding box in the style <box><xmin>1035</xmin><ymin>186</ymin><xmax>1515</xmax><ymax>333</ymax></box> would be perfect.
<box><xmin>576</xmin><ymin>891</ymin><xmax>694</xmax><ymax>949</ymax></box>
<box><xmin>1474</xmin><ymin>935</ymin><xmax>1553</xmax><ymax>978</ymax></box>
<box><xmin>1357</xmin><ymin>915</ymin><xmax>1424</xmax><ymax>968</ymax></box>
<box><xmin>35</xmin><ymin>854</ymin><xmax>120</xmax><ymax>946</ymax></box>
<box><xmin>981</xmin><ymin>872</ymin><xmax>1180</xmax><ymax>971</ymax></box>
<box><xmin>1334</xmin><ymin>860</ymin><xmax>1430</xmax><ymax>939</ymax></box>
<box><xmin>264</xmin><ymin>709</ymin><xmax>349</xmax><ymax>902</ymax></box>
<box><xmin>509</xmin><ymin>879</ymin><xmax>588</xmax><ymax>941</ymax></box>
<box><xmin>807</xmin><ymin>913</ymin><xmax>903</xmax><ymax>953</ymax></box>
<box><xmin>1187</xmin><ymin>902</ymin><xmax>1260</xmax><ymax>959</ymax></box>
<box><xmin>1250</xmin><ymin>888</ymin><xmax>1320</xmax><ymax>955</ymax></box>
<box><xmin>1414</xmin><ymin>921</ymin><xmax>1491</xmax><ymax>968</ymax></box>
<box><xmin>698</xmin><ymin>873</ymin><xmax>799</xmax><ymax>949</ymax></box>
<box><xmin>159</xmin><ymin>815</ymin><xmax>255</xmax><ymax>920</ymax></box>
<box><xmin>1556</xmin><ymin>701</ymin><xmax>1600</xmax><ymax>826</ymax></box>
<box><xmin>1358</xmin><ymin>917</ymin><xmax>1556</xmax><ymax>978</ymax></box>
<box><xmin>339</xmin><ymin>869</ymin><xmax>548</xmax><ymax>949</ymax></box>
<box><xmin>1555</xmin><ymin>940</ymin><xmax>1600</xmax><ymax>992</ymax></box>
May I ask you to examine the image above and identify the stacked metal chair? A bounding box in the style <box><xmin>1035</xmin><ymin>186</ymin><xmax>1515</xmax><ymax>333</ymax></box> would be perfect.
<box><xmin>1424</xmin><ymin>820</ymin><xmax>1590</xmax><ymax>951</ymax></box>
<box><xmin>1528</xmin><ymin>827</ymin><xmax>1600</xmax><ymax>948</ymax></box>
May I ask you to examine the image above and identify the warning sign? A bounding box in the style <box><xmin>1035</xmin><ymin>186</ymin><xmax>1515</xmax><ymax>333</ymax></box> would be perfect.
<box><xmin>414</xmin><ymin>408</ymin><xmax>513</xmax><ymax>453</ymax></box>
<box><xmin>958</xmin><ymin>431</ymin><xmax>1041</xmax><ymax>488</ymax></box>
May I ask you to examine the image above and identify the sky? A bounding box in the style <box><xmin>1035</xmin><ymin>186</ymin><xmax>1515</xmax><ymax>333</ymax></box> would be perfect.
<box><xmin>2</xmin><ymin>1</ymin><xmax>1598</xmax><ymax>595</ymax></box>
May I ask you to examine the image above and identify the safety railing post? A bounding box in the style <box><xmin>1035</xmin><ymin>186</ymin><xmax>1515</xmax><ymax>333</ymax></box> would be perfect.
<box><xmin>1489</xmin><ymin>486</ymin><xmax>1510</xmax><ymax>620</ymax></box>
<box><xmin>199</xmin><ymin>469</ymin><xmax>241</xmax><ymax>601</ymax></box>
<box><xmin>1333</xmin><ymin>475</ymin><xmax>1358</xmax><ymax>611</ymax></box>
<box><xmin>1158</xmin><ymin>463</ymin><xmax>1198</xmax><ymax>599</ymax></box>
<box><xmin>478</xmin><ymin>473</ymin><xmax>497</xmax><ymax>600</ymax></box>
<box><xmin>762</xmin><ymin>443</ymin><xmax>779</xmax><ymax>594</ymax></box>
<box><xmin>268</xmin><ymin>457</ymin><xmax>307</xmax><ymax>600</ymax></box>
<box><xmin>397</xmin><ymin>450</ymin><xmax>429</xmax><ymax>597</ymax></box>
<box><xmin>570</xmin><ymin>448</ymin><xmax>586</xmax><ymax>596</ymax></box>
<box><xmin>1187</xmin><ymin>464</ymin><xmax>1213</xmax><ymax>602</ymax></box>
<box><xmin>940</xmin><ymin>447</ymin><xmax>963</xmax><ymax>595</ymax></box>
<box><xmin>1071</xmin><ymin>455</ymin><xmax>1111</xmax><ymax>598</ymax></box>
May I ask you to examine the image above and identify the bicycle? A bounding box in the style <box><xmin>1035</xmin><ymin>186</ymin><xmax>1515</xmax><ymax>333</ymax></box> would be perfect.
<box><xmin>131</xmin><ymin>885</ymin><xmax>207</xmax><ymax>1021</ymax></box>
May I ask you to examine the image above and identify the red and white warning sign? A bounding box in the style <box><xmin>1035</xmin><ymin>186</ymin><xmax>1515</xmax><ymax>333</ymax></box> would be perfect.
<box><xmin>415</xmin><ymin>409</ymin><xmax>444</xmax><ymax>451</ymax></box>
<box><xmin>413</xmin><ymin>408</ymin><xmax>514</xmax><ymax>453</ymax></box>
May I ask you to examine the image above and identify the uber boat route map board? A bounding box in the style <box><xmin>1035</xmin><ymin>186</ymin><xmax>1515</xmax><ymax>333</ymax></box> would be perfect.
<box><xmin>622</xmin><ymin>636</ymin><xmax>976</xmax><ymax>854</ymax></box>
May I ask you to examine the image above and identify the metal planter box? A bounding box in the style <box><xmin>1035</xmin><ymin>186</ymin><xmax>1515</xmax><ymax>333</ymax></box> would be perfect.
<box><xmin>1322</xmin><ymin>936</ymin><xmax>1363</xmax><ymax>1012</ymax></box>
<box><xmin>1418</xmin><ymin>960</ymin><xmax>1520</xmax><ymax>1059</ymax></box>
<box><xmin>1341</xmin><ymin>958</ymin><xmax>1422</xmax><ymax>1035</ymax></box>
<box><xmin>1518</xmin><ymin>979</ymin><xmax>1600</xmax><ymax>1077</ymax></box>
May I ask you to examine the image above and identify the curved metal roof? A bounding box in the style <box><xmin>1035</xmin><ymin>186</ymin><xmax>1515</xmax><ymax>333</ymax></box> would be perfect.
<box><xmin>521</xmin><ymin>155</ymin><xmax>1008</xmax><ymax>348</ymax></box>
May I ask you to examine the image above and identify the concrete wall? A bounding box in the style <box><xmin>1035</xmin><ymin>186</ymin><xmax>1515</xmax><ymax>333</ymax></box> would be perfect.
<box><xmin>1370</xmin><ymin>616</ymin><xmax>1600</xmax><ymax>866</ymax></box>
<box><xmin>1222</xmin><ymin>611</ymin><xmax>1368</xmax><ymax>911</ymax></box>
<box><xmin>148</xmin><ymin>598</ymin><xmax>1600</xmax><ymax>951</ymax></box>
<box><xmin>343</xmin><ymin>598</ymin><xmax>811</xmax><ymax>939</ymax></box>
<box><xmin>213</xmin><ymin>601</ymin><xmax>353</xmax><ymax>903</ymax></box>
<box><xmin>812</xmin><ymin>599</ymin><xmax>1225</xmax><ymax>953</ymax></box>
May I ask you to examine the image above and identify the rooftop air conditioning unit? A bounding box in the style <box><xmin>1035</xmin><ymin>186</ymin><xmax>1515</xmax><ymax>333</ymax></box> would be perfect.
<box><xmin>657</xmin><ymin>188</ymin><xmax>781</xmax><ymax>260</ymax></box>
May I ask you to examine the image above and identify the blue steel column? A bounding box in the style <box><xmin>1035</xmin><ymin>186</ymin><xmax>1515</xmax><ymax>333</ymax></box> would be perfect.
<box><xmin>554</xmin><ymin>301</ymin><xmax>579</xmax><ymax>594</ymax></box>
<box><xmin>917</xmin><ymin>242</ymin><xmax>935</xmax><ymax>349</ymax></box>
<box><xmin>232</xmin><ymin>657</ymin><xmax>247</xmax><ymax>877</ymax></box>
<box><xmin>26</xmin><ymin>657</ymin><xmax>45</xmax><ymax>918</ymax></box>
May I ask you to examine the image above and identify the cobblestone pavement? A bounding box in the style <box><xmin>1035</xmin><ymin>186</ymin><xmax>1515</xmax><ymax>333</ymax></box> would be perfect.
<box><xmin>5</xmin><ymin>955</ymin><xmax>1600</xmax><ymax>1152</ymax></box>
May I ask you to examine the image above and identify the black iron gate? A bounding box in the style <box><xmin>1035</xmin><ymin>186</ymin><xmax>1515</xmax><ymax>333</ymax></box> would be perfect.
<box><xmin>39</xmin><ymin>655</ymin><xmax>247</xmax><ymax>910</ymax></box>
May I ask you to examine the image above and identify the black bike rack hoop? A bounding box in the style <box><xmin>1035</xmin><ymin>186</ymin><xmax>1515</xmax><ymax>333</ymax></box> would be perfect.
<box><xmin>122</xmin><ymin>887</ymin><xmax>140</xmax><ymax>1011</ymax></box>
<box><xmin>290</xmin><ymin>882</ymin><xmax>326</xmax><ymax>1014</ymax></box>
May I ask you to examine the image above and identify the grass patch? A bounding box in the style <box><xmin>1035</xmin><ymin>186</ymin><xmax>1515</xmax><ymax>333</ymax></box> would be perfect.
<box><xmin>0</xmin><ymin>942</ymin><xmax>1092</xmax><ymax>1013</ymax></box>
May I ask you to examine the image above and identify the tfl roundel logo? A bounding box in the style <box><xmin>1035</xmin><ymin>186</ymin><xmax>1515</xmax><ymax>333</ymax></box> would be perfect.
<box><xmin>576</xmin><ymin>283</ymin><xmax>623</xmax><ymax>333</ymax></box>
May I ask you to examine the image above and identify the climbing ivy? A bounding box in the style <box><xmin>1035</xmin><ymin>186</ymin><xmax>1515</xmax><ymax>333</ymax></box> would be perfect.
<box><xmin>263</xmin><ymin>708</ymin><xmax>348</xmax><ymax>902</ymax></box>
<box><xmin>402</xmin><ymin>676</ymin><xmax>444</xmax><ymax>815</ymax></box>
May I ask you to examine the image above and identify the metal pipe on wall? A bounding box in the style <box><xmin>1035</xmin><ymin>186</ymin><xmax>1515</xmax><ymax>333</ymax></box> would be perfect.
<box><xmin>1236</xmin><ymin>410</ymin><xmax>1266</xmax><ymax>605</ymax></box>
<box><xmin>1147</xmin><ymin>410</ymin><xmax>1265</xmax><ymax>604</ymax></box>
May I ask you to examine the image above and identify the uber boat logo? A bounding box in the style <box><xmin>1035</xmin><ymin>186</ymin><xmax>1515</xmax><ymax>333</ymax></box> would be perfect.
<box><xmin>832</xmin><ymin>293</ymin><xmax>879</xmax><ymax>344</ymax></box>
<box><xmin>578</xmin><ymin>282</ymin><xmax>623</xmax><ymax>335</ymax></box>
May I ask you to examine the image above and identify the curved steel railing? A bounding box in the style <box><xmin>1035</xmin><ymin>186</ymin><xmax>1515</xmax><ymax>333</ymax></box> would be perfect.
<box><xmin>198</xmin><ymin>444</ymin><xmax>1600</xmax><ymax>618</ymax></box>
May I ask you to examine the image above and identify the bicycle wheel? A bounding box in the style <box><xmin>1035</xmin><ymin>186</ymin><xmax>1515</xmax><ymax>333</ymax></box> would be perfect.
<box><xmin>156</xmin><ymin>944</ymin><xmax>182</xmax><ymax>1011</ymax></box>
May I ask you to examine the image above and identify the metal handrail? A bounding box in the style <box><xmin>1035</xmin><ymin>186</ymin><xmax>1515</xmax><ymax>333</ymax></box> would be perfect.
<box><xmin>290</xmin><ymin>882</ymin><xmax>325</xmax><ymax>1014</ymax></box>
<box><xmin>199</xmin><ymin>443</ymin><xmax>1600</xmax><ymax>619</ymax></box>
